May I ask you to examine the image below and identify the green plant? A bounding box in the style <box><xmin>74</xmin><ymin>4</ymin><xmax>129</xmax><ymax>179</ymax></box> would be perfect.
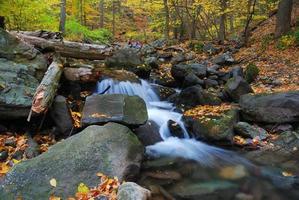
<box><xmin>276</xmin><ymin>34</ymin><xmax>296</xmax><ymax>50</ymax></box>
<box><xmin>245</xmin><ymin>63</ymin><xmax>259</xmax><ymax>83</ymax></box>
<box><xmin>65</xmin><ymin>19</ymin><xmax>112</xmax><ymax>44</ymax></box>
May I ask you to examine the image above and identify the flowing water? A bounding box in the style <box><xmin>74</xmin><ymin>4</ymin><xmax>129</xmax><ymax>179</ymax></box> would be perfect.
<box><xmin>96</xmin><ymin>78</ymin><xmax>251</xmax><ymax>167</ymax></box>
<box><xmin>96</xmin><ymin>78</ymin><xmax>299</xmax><ymax>199</ymax></box>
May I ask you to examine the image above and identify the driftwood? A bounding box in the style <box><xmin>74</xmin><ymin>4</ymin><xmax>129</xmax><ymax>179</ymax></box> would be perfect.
<box><xmin>12</xmin><ymin>32</ymin><xmax>113</xmax><ymax>60</ymax></box>
<box><xmin>28</xmin><ymin>58</ymin><xmax>63</xmax><ymax>121</ymax></box>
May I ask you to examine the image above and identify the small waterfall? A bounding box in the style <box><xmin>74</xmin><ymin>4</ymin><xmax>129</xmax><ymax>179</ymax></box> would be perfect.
<box><xmin>96</xmin><ymin>78</ymin><xmax>252</xmax><ymax>167</ymax></box>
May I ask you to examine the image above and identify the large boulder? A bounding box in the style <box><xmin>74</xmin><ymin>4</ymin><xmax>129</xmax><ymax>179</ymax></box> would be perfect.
<box><xmin>0</xmin><ymin>123</ymin><xmax>143</xmax><ymax>199</ymax></box>
<box><xmin>117</xmin><ymin>182</ymin><xmax>151</xmax><ymax>200</ymax></box>
<box><xmin>240</xmin><ymin>91</ymin><xmax>299</xmax><ymax>123</ymax></box>
<box><xmin>81</xmin><ymin>94</ymin><xmax>148</xmax><ymax>127</ymax></box>
<box><xmin>0</xmin><ymin>29</ymin><xmax>47</xmax><ymax>118</ymax></box>
<box><xmin>184</xmin><ymin>109</ymin><xmax>239</xmax><ymax>141</ymax></box>
<box><xmin>224</xmin><ymin>76</ymin><xmax>253</xmax><ymax>102</ymax></box>
<box><xmin>175</xmin><ymin>85</ymin><xmax>221</xmax><ymax>109</ymax></box>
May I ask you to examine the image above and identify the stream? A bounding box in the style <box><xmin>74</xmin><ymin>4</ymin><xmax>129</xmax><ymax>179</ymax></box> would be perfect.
<box><xmin>96</xmin><ymin>78</ymin><xmax>299</xmax><ymax>199</ymax></box>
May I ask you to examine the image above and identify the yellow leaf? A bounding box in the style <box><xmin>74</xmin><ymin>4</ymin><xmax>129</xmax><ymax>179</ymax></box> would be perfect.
<box><xmin>77</xmin><ymin>183</ymin><xmax>89</xmax><ymax>194</ymax></box>
<box><xmin>282</xmin><ymin>171</ymin><xmax>293</xmax><ymax>177</ymax></box>
<box><xmin>49</xmin><ymin>195</ymin><xmax>61</xmax><ymax>200</ymax></box>
<box><xmin>50</xmin><ymin>178</ymin><xmax>57</xmax><ymax>187</ymax></box>
<box><xmin>12</xmin><ymin>159</ymin><xmax>21</xmax><ymax>164</ymax></box>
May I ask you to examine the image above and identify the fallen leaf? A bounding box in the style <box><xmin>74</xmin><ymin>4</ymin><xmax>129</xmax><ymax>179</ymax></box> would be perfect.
<box><xmin>77</xmin><ymin>183</ymin><xmax>89</xmax><ymax>194</ymax></box>
<box><xmin>50</xmin><ymin>178</ymin><xmax>57</xmax><ymax>187</ymax></box>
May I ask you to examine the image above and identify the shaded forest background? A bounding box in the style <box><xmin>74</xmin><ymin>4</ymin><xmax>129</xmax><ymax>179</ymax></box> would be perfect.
<box><xmin>0</xmin><ymin>0</ymin><xmax>298</xmax><ymax>45</ymax></box>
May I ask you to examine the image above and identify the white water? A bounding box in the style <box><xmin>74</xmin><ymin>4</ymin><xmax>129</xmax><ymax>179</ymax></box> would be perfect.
<box><xmin>96</xmin><ymin>79</ymin><xmax>251</xmax><ymax>167</ymax></box>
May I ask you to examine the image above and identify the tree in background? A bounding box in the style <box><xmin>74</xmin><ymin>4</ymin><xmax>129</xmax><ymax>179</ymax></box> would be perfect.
<box><xmin>59</xmin><ymin>0</ymin><xmax>67</xmax><ymax>34</ymax></box>
<box><xmin>275</xmin><ymin>0</ymin><xmax>293</xmax><ymax>37</ymax></box>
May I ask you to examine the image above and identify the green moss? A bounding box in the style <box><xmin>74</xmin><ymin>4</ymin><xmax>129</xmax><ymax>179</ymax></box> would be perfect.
<box><xmin>244</xmin><ymin>63</ymin><xmax>259</xmax><ymax>83</ymax></box>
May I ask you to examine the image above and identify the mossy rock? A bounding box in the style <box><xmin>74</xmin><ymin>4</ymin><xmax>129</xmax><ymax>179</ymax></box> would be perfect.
<box><xmin>244</xmin><ymin>63</ymin><xmax>259</xmax><ymax>83</ymax></box>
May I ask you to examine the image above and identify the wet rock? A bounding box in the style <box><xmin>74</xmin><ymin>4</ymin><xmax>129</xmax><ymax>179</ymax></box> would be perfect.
<box><xmin>50</xmin><ymin>95</ymin><xmax>73</xmax><ymax>135</ymax></box>
<box><xmin>240</xmin><ymin>91</ymin><xmax>299</xmax><ymax>123</ymax></box>
<box><xmin>100</xmin><ymin>69</ymin><xmax>140</xmax><ymax>83</ymax></box>
<box><xmin>0</xmin><ymin>123</ymin><xmax>143</xmax><ymax>199</ymax></box>
<box><xmin>167</xmin><ymin>120</ymin><xmax>185</xmax><ymax>138</ymax></box>
<box><xmin>0</xmin><ymin>29</ymin><xmax>47</xmax><ymax>118</ymax></box>
<box><xmin>134</xmin><ymin>120</ymin><xmax>163</xmax><ymax>146</ymax></box>
<box><xmin>234</xmin><ymin>122</ymin><xmax>268</xmax><ymax>140</ymax></box>
<box><xmin>183</xmin><ymin>73</ymin><xmax>204</xmax><ymax>88</ymax></box>
<box><xmin>117</xmin><ymin>182</ymin><xmax>151</xmax><ymax>200</ymax></box>
<box><xmin>224</xmin><ymin>76</ymin><xmax>253</xmax><ymax>102</ymax></box>
<box><xmin>105</xmin><ymin>48</ymin><xmax>142</xmax><ymax>70</ymax></box>
<box><xmin>184</xmin><ymin>109</ymin><xmax>239</xmax><ymax>141</ymax></box>
<box><xmin>142</xmin><ymin>157</ymin><xmax>178</xmax><ymax>170</ymax></box>
<box><xmin>176</xmin><ymin>85</ymin><xmax>221</xmax><ymax>109</ymax></box>
<box><xmin>169</xmin><ymin>180</ymin><xmax>238</xmax><ymax>199</ymax></box>
<box><xmin>213</xmin><ymin>52</ymin><xmax>235</xmax><ymax>65</ymax></box>
<box><xmin>151</xmin><ymin>85</ymin><xmax>176</xmax><ymax>101</ymax></box>
<box><xmin>81</xmin><ymin>94</ymin><xmax>148</xmax><ymax>127</ymax></box>
<box><xmin>0</xmin><ymin>150</ymin><xmax>8</xmax><ymax>162</ymax></box>
<box><xmin>144</xmin><ymin>170</ymin><xmax>182</xmax><ymax>181</ymax></box>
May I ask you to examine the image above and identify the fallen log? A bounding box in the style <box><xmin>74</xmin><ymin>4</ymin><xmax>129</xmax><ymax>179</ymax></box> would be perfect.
<box><xmin>28</xmin><ymin>58</ymin><xmax>63</xmax><ymax>121</ymax></box>
<box><xmin>15</xmin><ymin>30</ymin><xmax>62</xmax><ymax>40</ymax></box>
<box><xmin>12</xmin><ymin>32</ymin><xmax>113</xmax><ymax>60</ymax></box>
<box><xmin>63</xmin><ymin>64</ymin><xmax>101</xmax><ymax>82</ymax></box>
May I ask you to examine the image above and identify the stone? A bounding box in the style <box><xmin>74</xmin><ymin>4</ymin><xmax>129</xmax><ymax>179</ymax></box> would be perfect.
<box><xmin>229</xmin><ymin>66</ymin><xmax>244</xmax><ymax>78</ymax></box>
<box><xmin>183</xmin><ymin>73</ymin><xmax>204</xmax><ymax>88</ymax></box>
<box><xmin>105</xmin><ymin>48</ymin><xmax>142</xmax><ymax>70</ymax></box>
<box><xmin>234</xmin><ymin>122</ymin><xmax>268</xmax><ymax>140</ymax></box>
<box><xmin>0</xmin><ymin>123</ymin><xmax>143</xmax><ymax>199</ymax></box>
<box><xmin>171</xmin><ymin>63</ymin><xmax>207</xmax><ymax>85</ymax></box>
<box><xmin>184</xmin><ymin>109</ymin><xmax>239</xmax><ymax>141</ymax></box>
<box><xmin>81</xmin><ymin>94</ymin><xmax>148</xmax><ymax>127</ymax></box>
<box><xmin>117</xmin><ymin>182</ymin><xmax>151</xmax><ymax>200</ymax></box>
<box><xmin>240</xmin><ymin>91</ymin><xmax>299</xmax><ymax>123</ymax></box>
<box><xmin>100</xmin><ymin>69</ymin><xmax>140</xmax><ymax>83</ymax></box>
<box><xmin>176</xmin><ymin>85</ymin><xmax>221</xmax><ymax>109</ymax></box>
<box><xmin>190</xmin><ymin>63</ymin><xmax>207</xmax><ymax>78</ymax></box>
<box><xmin>224</xmin><ymin>76</ymin><xmax>253</xmax><ymax>102</ymax></box>
<box><xmin>204</xmin><ymin>79</ymin><xmax>218</xmax><ymax>88</ymax></box>
<box><xmin>151</xmin><ymin>85</ymin><xmax>176</xmax><ymax>101</ymax></box>
<box><xmin>167</xmin><ymin>120</ymin><xmax>185</xmax><ymax>138</ymax></box>
<box><xmin>0</xmin><ymin>150</ymin><xmax>8</xmax><ymax>162</ymax></box>
<box><xmin>213</xmin><ymin>52</ymin><xmax>235</xmax><ymax>65</ymax></box>
<box><xmin>0</xmin><ymin>29</ymin><xmax>47</xmax><ymax>119</ymax></box>
<box><xmin>145</xmin><ymin>57</ymin><xmax>159</xmax><ymax>69</ymax></box>
<box><xmin>50</xmin><ymin>95</ymin><xmax>73</xmax><ymax>135</ymax></box>
<box><xmin>203</xmin><ymin>43</ymin><xmax>220</xmax><ymax>55</ymax></box>
<box><xmin>134</xmin><ymin>120</ymin><xmax>163</xmax><ymax>146</ymax></box>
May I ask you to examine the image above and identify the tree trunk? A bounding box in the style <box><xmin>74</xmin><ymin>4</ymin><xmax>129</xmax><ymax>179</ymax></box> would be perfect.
<box><xmin>30</xmin><ymin>58</ymin><xmax>63</xmax><ymax>115</ymax></box>
<box><xmin>13</xmin><ymin>32</ymin><xmax>113</xmax><ymax>60</ymax></box>
<box><xmin>275</xmin><ymin>0</ymin><xmax>293</xmax><ymax>37</ymax></box>
<box><xmin>0</xmin><ymin>16</ymin><xmax>5</xmax><ymax>29</ymax></box>
<box><xmin>243</xmin><ymin>0</ymin><xmax>257</xmax><ymax>46</ymax></box>
<box><xmin>59</xmin><ymin>0</ymin><xmax>67</xmax><ymax>34</ymax></box>
<box><xmin>99</xmin><ymin>0</ymin><xmax>104</xmax><ymax>28</ymax></box>
<box><xmin>112</xmin><ymin>0</ymin><xmax>116</xmax><ymax>37</ymax></box>
<box><xmin>163</xmin><ymin>0</ymin><xmax>170</xmax><ymax>40</ymax></box>
<box><xmin>219</xmin><ymin>0</ymin><xmax>227</xmax><ymax>43</ymax></box>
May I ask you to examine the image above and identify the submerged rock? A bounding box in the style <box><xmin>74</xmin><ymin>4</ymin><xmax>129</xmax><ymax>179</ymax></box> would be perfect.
<box><xmin>240</xmin><ymin>91</ymin><xmax>299</xmax><ymax>123</ymax></box>
<box><xmin>0</xmin><ymin>123</ymin><xmax>143</xmax><ymax>199</ymax></box>
<box><xmin>117</xmin><ymin>182</ymin><xmax>151</xmax><ymax>200</ymax></box>
<box><xmin>81</xmin><ymin>94</ymin><xmax>148</xmax><ymax>127</ymax></box>
<box><xmin>0</xmin><ymin>29</ymin><xmax>47</xmax><ymax>118</ymax></box>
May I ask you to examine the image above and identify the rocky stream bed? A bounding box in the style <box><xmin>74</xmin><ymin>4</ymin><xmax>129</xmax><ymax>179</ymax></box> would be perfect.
<box><xmin>0</xmin><ymin>29</ymin><xmax>299</xmax><ymax>200</ymax></box>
